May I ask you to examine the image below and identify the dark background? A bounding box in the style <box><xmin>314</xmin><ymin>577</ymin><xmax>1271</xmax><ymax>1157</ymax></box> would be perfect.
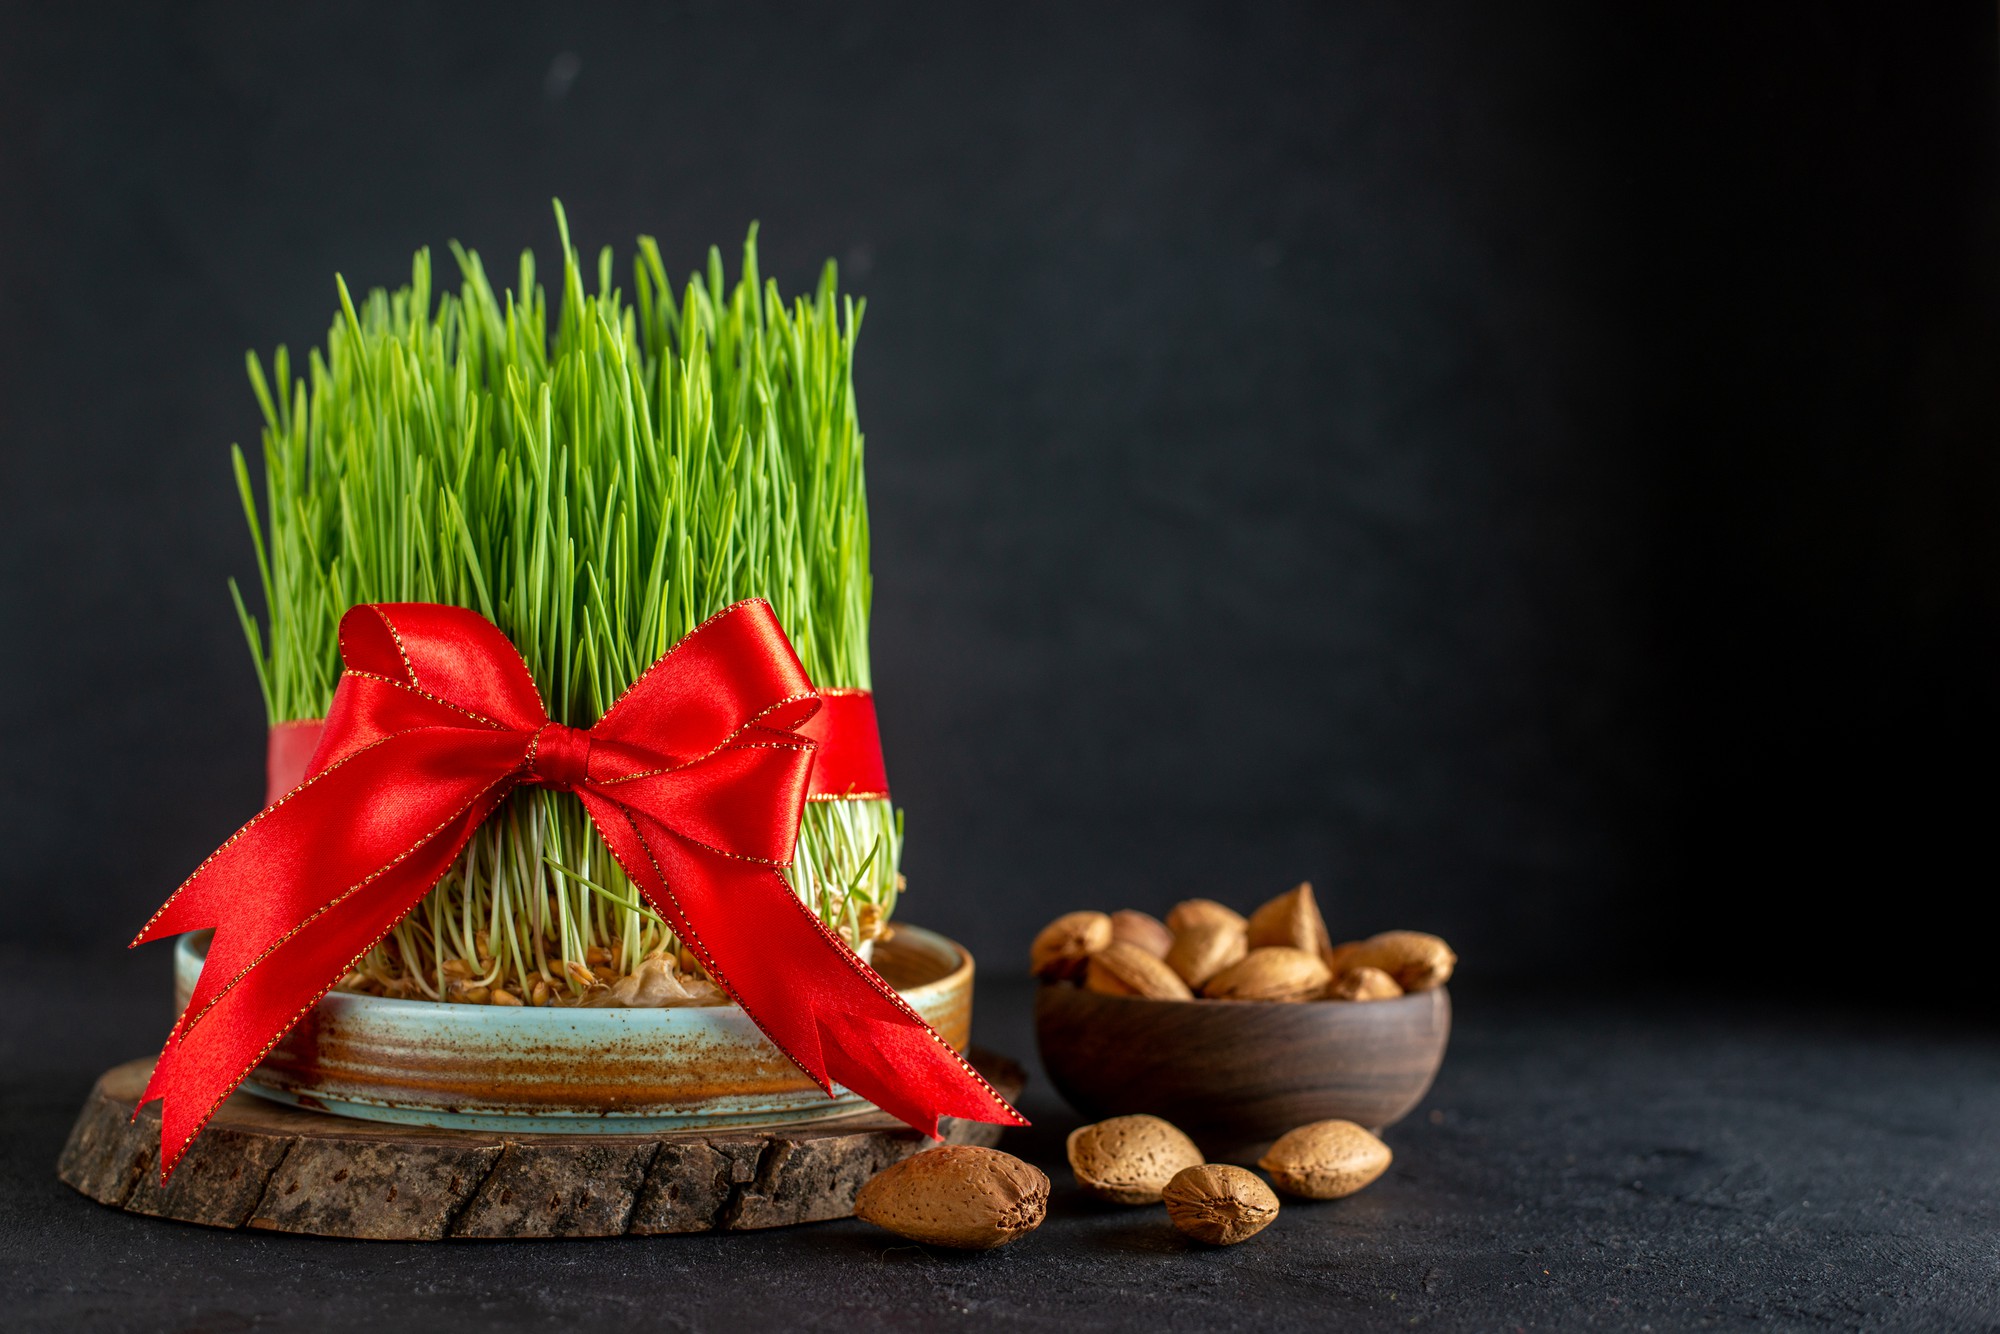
<box><xmin>1</xmin><ymin>0</ymin><xmax>1995</xmax><ymax>997</ymax></box>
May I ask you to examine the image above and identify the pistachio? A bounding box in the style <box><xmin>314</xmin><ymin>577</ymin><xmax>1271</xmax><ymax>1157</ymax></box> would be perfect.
<box><xmin>1246</xmin><ymin>881</ymin><xmax>1330</xmax><ymax>955</ymax></box>
<box><xmin>1346</xmin><ymin>930</ymin><xmax>1456</xmax><ymax>992</ymax></box>
<box><xmin>852</xmin><ymin>1145</ymin><xmax>1048</xmax><ymax>1249</ymax></box>
<box><xmin>1031</xmin><ymin>911</ymin><xmax>1115</xmax><ymax>980</ymax></box>
<box><xmin>1109</xmin><ymin>909</ymin><xmax>1175</xmax><ymax>958</ymax></box>
<box><xmin>1258</xmin><ymin>1120</ymin><xmax>1391</xmax><ymax>1199</ymax></box>
<box><xmin>1324</xmin><ymin>965</ymin><xmax>1402</xmax><ymax>1001</ymax></box>
<box><xmin>1164</xmin><ymin>919</ymin><xmax>1249</xmax><ymax>988</ymax></box>
<box><xmin>1162</xmin><ymin>1164</ymin><xmax>1279</xmax><ymax>1245</ymax></box>
<box><xmin>1085</xmin><ymin>942</ymin><xmax>1195</xmax><ymax>1000</ymax></box>
<box><xmin>1166</xmin><ymin>898</ymin><xmax>1248</xmax><ymax>936</ymax></box>
<box><xmin>1201</xmin><ymin>946</ymin><xmax>1331</xmax><ymax>1002</ymax></box>
<box><xmin>1066</xmin><ymin>1115</ymin><xmax>1205</xmax><ymax>1205</ymax></box>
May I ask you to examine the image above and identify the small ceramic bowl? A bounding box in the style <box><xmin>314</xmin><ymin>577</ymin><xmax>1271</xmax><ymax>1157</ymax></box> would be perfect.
<box><xmin>1034</xmin><ymin>981</ymin><xmax>1450</xmax><ymax>1163</ymax></box>
<box><xmin>173</xmin><ymin>924</ymin><xmax>973</xmax><ymax>1133</ymax></box>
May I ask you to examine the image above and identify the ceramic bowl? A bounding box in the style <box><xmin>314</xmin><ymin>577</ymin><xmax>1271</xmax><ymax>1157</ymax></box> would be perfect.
<box><xmin>173</xmin><ymin>924</ymin><xmax>973</xmax><ymax>1132</ymax></box>
<box><xmin>1034</xmin><ymin>981</ymin><xmax>1450</xmax><ymax>1163</ymax></box>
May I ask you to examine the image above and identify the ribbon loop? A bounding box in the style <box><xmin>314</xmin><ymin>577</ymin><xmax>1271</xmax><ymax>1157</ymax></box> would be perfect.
<box><xmin>135</xmin><ymin>598</ymin><xmax>1024</xmax><ymax>1178</ymax></box>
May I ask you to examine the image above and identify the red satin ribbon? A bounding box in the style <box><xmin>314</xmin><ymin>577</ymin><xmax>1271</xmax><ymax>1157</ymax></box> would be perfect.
<box><xmin>263</xmin><ymin>689</ymin><xmax>891</xmax><ymax>805</ymax></box>
<box><xmin>135</xmin><ymin>599</ymin><xmax>1023</xmax><ymax>1177</ymax></box>
<box><xmin>797</xmin><ymin>690</ymin><xmax>892</xmax><ymax>802</ymax></box>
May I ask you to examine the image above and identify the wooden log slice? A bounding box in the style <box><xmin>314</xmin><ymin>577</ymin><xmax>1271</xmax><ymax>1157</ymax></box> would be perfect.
<box><xmin>58</xmin><ymin>1050</ymin><xmax>1025</xmax><ymax>1240</ymax></box>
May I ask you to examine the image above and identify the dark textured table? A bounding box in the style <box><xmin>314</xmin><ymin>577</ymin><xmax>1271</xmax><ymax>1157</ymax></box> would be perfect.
<box><xmin>3</xmin><ymin>945</ymin><xmax>1995</xmax><ymax>1332</ymax></box>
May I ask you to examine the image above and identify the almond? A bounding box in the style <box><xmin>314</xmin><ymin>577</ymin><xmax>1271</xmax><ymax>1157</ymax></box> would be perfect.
<box><xmin>852</xmin><ymin>1145</ymin><xmax>1049</xmax><ymax>1249</ymax></box>
<box><xmin>1086</xmin><ymin>941</ymin><xmax>1195</xmax><ymax>1000</ymax></box>
<box><xmin>1258</xmin><ymin>1120</ymin><xmax>1391</xmax><ymax>1199</ymax></box>
<box><xmin>1031</xmin><ymin>911</ymin><xmax>1114</xmax><ymax>980</ymax></box>
<box><xmin>1164</xmin><ymin>919</ymin><xmax>1249</xmax><ymax>988</ymax></box>
<box><xmin>1166</xmin><ymin>898</ymin><xmax>1247</xmax><ymax>936</ymax></box>
<box><xmin>1202</xmin><ymin>946</ymin><xmax>1331</xmax><ymax>1002</ymax></box>
<box><xmin>1346</xmin><ymin>930</ymin><xmax>1456</xmax><ymax>992</ymax></box>
<box><xmin>1162</xmin><ymin>1164</ymin><xmax>1279</xmax><ymax>1245</ymax></box>
<box><xmin>1246</xmin><ymin>881</ymin><xmax>1330</xmax><ymax>955</ymax></box>
<box><xmin>1109</xmin><ymin>909</ymin><xmax>1174</xmax><ymax>958</ymax></box>
<box><xmin>1324</xmin><ymin>965</ymin><xmax>1402</xmax><ymax>1001</ymax></box>
<box><xmin>1321</xmin><ymin>939</ymin><xmax>1365</xmax><ymax>977</ymax></box>
<box><xmin>1066</xmin><ymin>1115</ymin><xmax>1205</xmax><ymax>1205</ymax></box>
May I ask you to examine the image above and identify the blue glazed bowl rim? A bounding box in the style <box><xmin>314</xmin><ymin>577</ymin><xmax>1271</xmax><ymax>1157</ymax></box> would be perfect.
<box><xmin>172</xmin><ymin>921</ymin><xmax>970</xmax><ymax>1028</ymax></box>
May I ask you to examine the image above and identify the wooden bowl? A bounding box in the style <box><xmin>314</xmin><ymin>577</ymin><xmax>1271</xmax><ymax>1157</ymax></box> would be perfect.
<box><xmin>1034</xmin><ymin>981</ymin><xmax>1451</xmax><ymax>1163</ymax></box>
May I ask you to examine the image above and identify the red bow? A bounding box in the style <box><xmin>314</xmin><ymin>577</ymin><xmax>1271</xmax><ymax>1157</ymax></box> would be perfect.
<box><xmin>134</xmin><ymin>598</ymin><xmax>1023</xmax><ymax>1176</ymax></box>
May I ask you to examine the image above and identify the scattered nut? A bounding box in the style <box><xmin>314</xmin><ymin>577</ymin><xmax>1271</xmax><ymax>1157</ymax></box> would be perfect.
<box><xmin>1166</xmin><ymin>899</ymin><xmax>1248</xmax><ymax>936</ymax></box>
<box><xmin>1258</xmin><ymin>1120</ymin><xmax>1391</xmax><ymax>1199</ymax></box>
<box><xmin>1164</xmin><ymin>919</ymin><xmax>1249</xmax><ymax>988</ymax></box>
<box><xmin>1109</xmin><ymin>909</ymin><xmax>1174</xmax><ymax>958</ymax></box>
<box><xmin>1202</xmin><ymin>946</ymin><xmax>1331</xmax><ymax>1002</ymax></box>
<box><xmin>1325</xmin><ymin>965</ymin><xmax>1402</xmax><ymax>1001</ymax></box>
<box><xmin>1246</xmin><ymin>882</ymin><xmax>1330</xmax><ymax>955</ymax></box>
<box><xmin>1162</xmin><ymin>1164</ymin><xmax>1280</xmax><ymax>1245</ymax></box>
<box><xmin>1086</xmin><ymin>942</ymin><xmax>1196</xmax><ymax>1000</ymax></box>
<box><xmin>852</xmin><ymin>1145</ymin><xmax>1049</xmax><ymax>1249</ymax></box>
<box><xmin>1346</xmin><ymin>930</ymin><xmax>1456</xmax><ymax>992</ymax></box>
<box><xmin>1031</xmin><ymin>911</ymin><xmax>1114</xmax><ymax>980</ymax></box>
<box><xmin>1066</xmin><ymin>1115</ymin><xmax>1205</xmax><ymax>1205</ymax></box>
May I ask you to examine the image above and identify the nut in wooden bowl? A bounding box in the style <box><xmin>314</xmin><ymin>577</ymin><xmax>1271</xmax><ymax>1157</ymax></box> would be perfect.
<box><xmin>1166</xmin><ymin>898</ymin><xmax>1248</xmax><ymax>935</ymax></box>
<box><xmin>1031</xmin><ymin>911</ymin><xmax>1114</xmax><ymax>980</ymax></box>
<box><xmin>1066</xmin><ymin>1114</ymin><xmax>1205</xmax><ymax>1205</ymax></box>
<box><xmin>1085</xmin><ymin>941</ymin><xmax>1194</xmax><ymax>1000</ymax></box>
<box><xmin>1201</xmin><ymin>947</ymin><xmax>1330</xmax><ymax>1002</ymax></box>
<box><xmin>1109</xmin><ymin>909</ymin><xmax>1175</xmax><ymax>958</ymax></box>
<box><xmin>1343</xmin><ymin>930</ymin><xmax>1456</xmax><ymax>992</ymax></box>
<box><xmin>1325</xmin><ymin>965</ymin><xmax>1402</xmax><ymax>1002</ymax></box>
<box><xmin>1246</xmin><ymin>882</ymin><xmax>1330</xmax><ymax>955</ymax></box>
<box><xmin>1164</xmin><ymin>919</ymin><xmax>1248</xmax><ymax>989</ymax></box>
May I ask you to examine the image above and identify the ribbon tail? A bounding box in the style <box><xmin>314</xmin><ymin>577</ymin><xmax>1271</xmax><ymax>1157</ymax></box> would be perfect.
<box><xmin>582</xmin><ymin>794</ymin><xmax>1026</xmax><ymax>1136</ymax></box>
<box><xmin>141</xmin><ymin>773</ymin><xmax>515</xmax><ymax>1179</ymax></box>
